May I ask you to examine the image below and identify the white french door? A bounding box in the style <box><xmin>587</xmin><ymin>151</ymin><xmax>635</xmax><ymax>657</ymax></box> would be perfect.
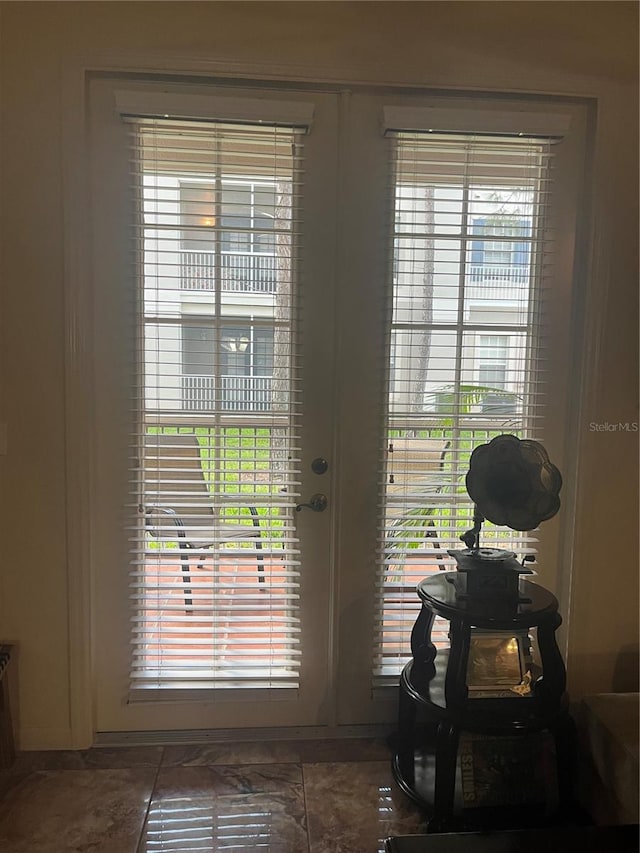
<box><xmin>90</xmin><ymin>80</ymin><xmax>345</xmax><ymax>731</ymax></box>
<box><xmin>89</xmin><ymin>77</ymin><xmax>583</xmax><ymax>734</ymax></box>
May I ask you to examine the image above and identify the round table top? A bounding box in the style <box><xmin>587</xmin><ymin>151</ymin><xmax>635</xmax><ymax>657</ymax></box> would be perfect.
<box><xmin>416</xmin><ymin>572</ymin><xmax>559</xmax><ymax>628</ymax></box>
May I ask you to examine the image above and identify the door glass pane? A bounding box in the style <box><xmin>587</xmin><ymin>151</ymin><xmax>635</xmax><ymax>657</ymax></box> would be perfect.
<box><xmin>375</xmin><ymin>133</ymin><xmax>551</xmax><ymax>681</ymax></box>
<box><xmin>181</xmin><ymin>183</ymin><xmax>216</xmax><ymax>251</ymax></box>
<box><xmin>131</xmin><ymin>119</ymin><xmax>303</xmax><ymax>693</ymax></box>
<box><xmin>254</xmin><ymin>186</ymin><xmax>277</xmax><ymax>253</ymax></box>
<box><xmin>182</xmin><ymin>326</ymin><xmax>215</xmax><ymax>375</ymax></box>
<box><xmin>221</xmin><ymin>184</ymin><xmax>252</xmax><ymax>252</ymax></box>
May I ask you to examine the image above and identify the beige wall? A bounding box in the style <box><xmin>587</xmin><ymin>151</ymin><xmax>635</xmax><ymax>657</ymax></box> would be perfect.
<box><xmin>0</xmin><ymin>1</ymin><xmax>637</xmax><ymax>748</ymax></box>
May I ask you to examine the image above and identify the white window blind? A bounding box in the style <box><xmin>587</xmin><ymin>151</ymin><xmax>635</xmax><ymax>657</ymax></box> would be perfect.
<box><xmin>125</xmin><ymin>116</ymin><xmax>305</xmax><ymax>695</ymax></box>
<box><xmin>374</xmin><ymin>132</ymin><xmax>554</xmax><ymax>681</ymax></box>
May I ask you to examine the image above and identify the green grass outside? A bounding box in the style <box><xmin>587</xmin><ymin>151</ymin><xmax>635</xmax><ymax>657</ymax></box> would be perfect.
<box><xmin>146</xmin><ymin>414</ymin><xmax>523</xmax><ymax>558</ymax></box>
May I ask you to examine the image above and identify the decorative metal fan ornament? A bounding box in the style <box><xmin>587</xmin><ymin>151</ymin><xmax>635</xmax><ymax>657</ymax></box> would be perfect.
<box><xmin>448</xmin><ymin>434</ymin><xmax>562</xmax><ymax>603</ymax></box>
<box><xmin>466</xmin><ymin>434</ymin><xmax>562</xmax><ymax>532</ymax></box>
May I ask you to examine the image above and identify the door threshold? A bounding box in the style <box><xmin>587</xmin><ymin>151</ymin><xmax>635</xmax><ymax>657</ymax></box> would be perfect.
<box><xmin>94</xmin><ymin>723</ymin><xmax>394</xmax><ymax>747</ymax></box>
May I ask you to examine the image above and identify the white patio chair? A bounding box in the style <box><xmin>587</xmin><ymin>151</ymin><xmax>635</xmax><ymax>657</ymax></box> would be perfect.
<box><xmin>384</xmin><ymin>437</ymin><xmax>451</xmax><ymax>574</ymax></box>
<box><xmin>142</xmin><ymin>433</ymin><xmax>264</xmax><ymax>610</ymax></box>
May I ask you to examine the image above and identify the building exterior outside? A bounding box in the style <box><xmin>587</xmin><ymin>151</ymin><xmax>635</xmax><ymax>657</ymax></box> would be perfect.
<box><xmin>144</xmin><ymin>179</ymin><xmax>535</xmax><ymax>417</ymax></box>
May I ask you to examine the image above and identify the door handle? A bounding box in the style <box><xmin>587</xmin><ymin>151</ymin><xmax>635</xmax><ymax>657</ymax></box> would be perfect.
<box><xmin>295</xmin><ymin>493</ymin><xmax>328</xmax><ymax>513</ymax></box>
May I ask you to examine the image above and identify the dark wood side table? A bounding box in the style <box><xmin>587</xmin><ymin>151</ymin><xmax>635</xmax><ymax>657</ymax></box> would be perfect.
<box><xmin>385</xmin><ymin>824</ymin><xmax>639</xmax><ymax>853</ymax></box>
<box><xmin>392</xmin><ymin>574</ymin><xmax>574</xmax><ymax>832</ymax></box>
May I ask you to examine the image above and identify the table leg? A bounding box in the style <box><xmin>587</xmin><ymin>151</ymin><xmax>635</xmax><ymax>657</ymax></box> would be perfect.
<box><xmin>549</xmin><ymin>713</ymin><xmax>577</xmax><ymax>811</ymax></box>
<box><xmin>534</xmin><ymin>614</ymin><xmax>566</xmax><ymax>710</ymax></box>
<box><xmin>430</xmin><ymin>719</ymin><xmax>460</xmax><ymax>832</ymax></box>
<box><xmin>411</xmin><ymin>605</ymin><xmax>437</xmax><ymax>682</ymax></box>
<box><xmin>396</xmin><ymin>681</ymin><xmax>417</xmax><ymax>786</ymax></box>
<box><xmin>444</xmin><ymin>618</ymin><xmax>470</xmax><ymax>708</ymax></box>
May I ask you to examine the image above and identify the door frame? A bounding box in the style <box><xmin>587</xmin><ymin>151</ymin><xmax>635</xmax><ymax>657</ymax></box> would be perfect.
<box><xmin>62</xmin><ymin>54</ymin><xmax>594</xmax><ymax>747</ymax></box>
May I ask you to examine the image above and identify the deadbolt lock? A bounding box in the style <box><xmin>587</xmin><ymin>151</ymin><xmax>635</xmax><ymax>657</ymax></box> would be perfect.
<box><xmin>311</xmin><ymin>457</ymin><xmax>329</xmax><ymax>475</ymax></box>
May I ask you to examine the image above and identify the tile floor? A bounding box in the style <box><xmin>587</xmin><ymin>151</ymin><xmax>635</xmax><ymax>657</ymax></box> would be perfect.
<box><xmin>0</xmin><ymin>738</ymin><xmax>428</xmax><ymax>852</ymax></box>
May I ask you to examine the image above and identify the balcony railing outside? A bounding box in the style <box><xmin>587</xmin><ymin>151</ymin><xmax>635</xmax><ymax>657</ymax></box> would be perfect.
<box><xmin>182</xmin><ymin>375</ymin><xmax>273</xmax><ymax>412</ymax></box>
<box><xmin>181</xmin><ymin>251</ymin><xmax>277</xmax><ymax>293</ymax></box>
<box><xmin>180</xmin><ymin>256</ymin><xmax>526</xmax><ymax>300</ymax></box>
<box><xmin>467</xmin><ymin>264</ymin><xmax>529</xmax><ymax>300</ymax></box>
